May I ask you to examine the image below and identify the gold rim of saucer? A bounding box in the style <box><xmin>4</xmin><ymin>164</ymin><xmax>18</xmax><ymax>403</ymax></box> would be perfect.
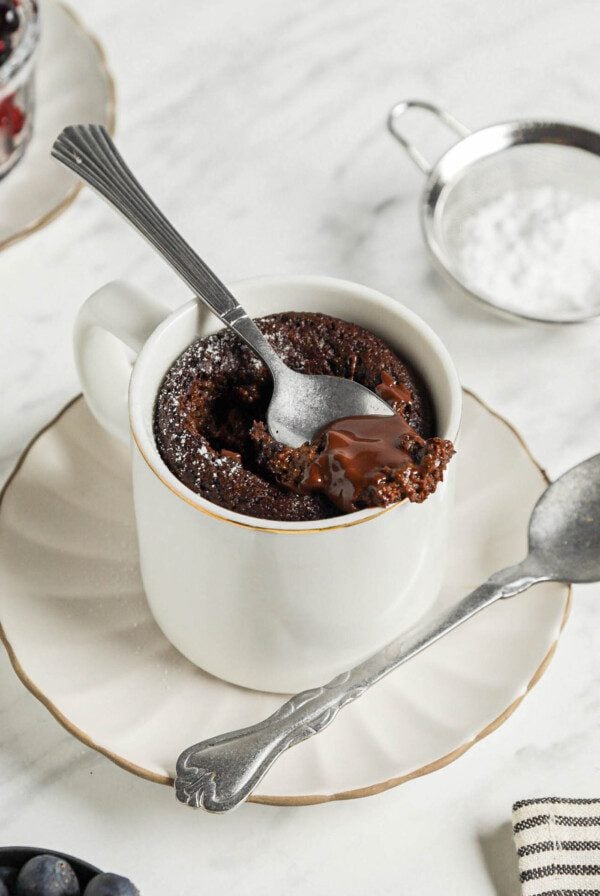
<box><xmin>0</xmin><ymin>389</ymin><xmax>572</xmax><ymax>806</ymax></box>
<box><xmin>0</xmin><ymin>1</ymin><xmax>117</xmax><ymax>253</ymax></box>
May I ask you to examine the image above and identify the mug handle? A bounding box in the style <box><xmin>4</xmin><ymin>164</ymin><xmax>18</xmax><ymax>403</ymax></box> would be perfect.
<box><xmin>73</xmin><ymin>280</ymin><xmax>171</xmax><ymax>444</ymax></box>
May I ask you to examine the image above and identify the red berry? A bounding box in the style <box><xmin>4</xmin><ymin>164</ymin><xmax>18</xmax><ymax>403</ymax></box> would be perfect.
<box><xmin>0</xmin><ymin>94</ymin><xmax>24</xmax><ymax>136</ymax></box>
<box><xmin>0</xmin><ymin>38</ymin><xmax>10</xmax><ymax>64</ymax></box>
<box><xmin>10</xmin><ymin>101</ymin><xmax>23</xmax><ymax>134</ymax></box>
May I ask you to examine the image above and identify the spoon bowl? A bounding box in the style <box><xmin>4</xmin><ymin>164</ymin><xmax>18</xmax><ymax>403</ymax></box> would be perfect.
<box><xmin>268</xmin><ymin>365</ymin><xmax>393</xmax><ymax>447</ymax></box>
<box><xmin>527</xmin><ymin>452</ymin><xmax>600</xmax><ymax>583</ymax></box>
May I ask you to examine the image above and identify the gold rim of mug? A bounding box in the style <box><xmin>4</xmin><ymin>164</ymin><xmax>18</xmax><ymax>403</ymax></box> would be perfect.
<box><xmin>129</xmin><ymin>419</ymin><xmax>403</xmax><ymax>534</ymax></box>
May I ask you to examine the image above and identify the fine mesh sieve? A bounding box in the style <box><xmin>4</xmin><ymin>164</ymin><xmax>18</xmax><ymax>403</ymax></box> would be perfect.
<box><xmin>388</xmin><ymin>99</ymin><xmax>600</xmax><ymax>323</ymax></box>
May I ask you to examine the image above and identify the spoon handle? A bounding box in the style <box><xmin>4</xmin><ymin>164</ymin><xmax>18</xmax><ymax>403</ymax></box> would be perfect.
<box><xmin>51</xmin><ymin>125</ymin><xmax>283</xmax><ymax>373</ymax></box>
<box><xmin>176</xmin><ymin>562</ymin><xmax>538</xmax><ymax>812</ymax></box>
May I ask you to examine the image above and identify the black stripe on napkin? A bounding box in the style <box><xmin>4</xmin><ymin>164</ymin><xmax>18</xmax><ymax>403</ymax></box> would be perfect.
<box><xmin>514</xmin><ymin>816</ymin><xmax>600</xmax><ymax>833</ymax></box>
<box><xmin>521</xmin><ymin>865</ymin><xmax>600</xmax><ymax>883</ymax></box>
<box><xmin>534</xmin><ymin>890</ymin><xmax>600</xmax><ymax>896</ymax></box>
<box><xmin>514</xmin><ymin>798</ymin><xmax>600</xmax><ymax>810</ymax></box>
<box><xmin>560</xmin><ymin>843</ymin><xmax>600</xmax><ymax>852</ymax></box>
<box><xmin>514</xmin><ymin>814</ymin><xmax>550</xmax><ymax>833</ymax></box>
<box><xmin>517</xmin><ymin>841</ymin><xmax>554</xmax><ymax>857</ymax></box>
<box><xmin>519</xmin><ymin>840</ymin><xmax>600</xmax><ymax>857</ymax></box>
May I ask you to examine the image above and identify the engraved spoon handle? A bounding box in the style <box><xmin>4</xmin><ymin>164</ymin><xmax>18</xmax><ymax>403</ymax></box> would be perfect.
<box><xmin>176</xmin><ymin>562</ymin><xmax>540</xmax><ymax>812</ymax></box>
<box><xmin>51</xmin><ymin>125</ymin><xmax>283</xmax><ymax>373</ymax></box>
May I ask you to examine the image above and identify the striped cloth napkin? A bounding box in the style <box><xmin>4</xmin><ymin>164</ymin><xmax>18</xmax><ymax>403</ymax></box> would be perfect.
<box><xmin>513</xmin><ymin>798</ymin><xmax>600</xmax><ymax>895</ymax></box>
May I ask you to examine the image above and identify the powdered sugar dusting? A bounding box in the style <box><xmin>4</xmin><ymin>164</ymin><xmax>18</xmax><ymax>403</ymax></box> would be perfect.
<box><xmin>457</xmin><ymin>186</ymin><xmax>600</xmax><ymax>318</ymax></box>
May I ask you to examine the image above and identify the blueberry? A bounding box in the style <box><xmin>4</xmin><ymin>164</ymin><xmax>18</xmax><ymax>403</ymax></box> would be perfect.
<box><xmin>0</xmin><ymin>4</ymin><xmax>19</xmax><ymax>35</ymax></box>
<box><xmin>0</xmin><ymin>867</ymin><xmax>18</xmax><ymax>892</ymax></box>
<box><xmin>0</xmin><ymin>880</ymin><xmax>9</xmax><ymax>896</ymax></box>
<box><xmin>83</xmin><ymin>875</ymin><xmax>138</xmax><ymax>896</ymax></box>
<box><xmin>16</xmin><ymin>856</ymin><xmax>79</xmax><ymax>896</ymax></box>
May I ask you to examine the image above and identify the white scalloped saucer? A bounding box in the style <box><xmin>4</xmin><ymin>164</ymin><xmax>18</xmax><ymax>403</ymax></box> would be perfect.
<box><xmin>0</xmin><ymin>391</ymin><xmax>570</xmax><ymax>806</ymax></box>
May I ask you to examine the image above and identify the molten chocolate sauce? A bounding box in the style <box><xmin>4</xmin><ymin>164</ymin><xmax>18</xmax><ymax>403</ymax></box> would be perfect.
<box><xmin>301</xmin><ymin>372</ymin><xmax>427</xmax><ymax>514</ymax></box>
<box><xmin>375</xmin><ymin>370</ymin><xmax>412</xmax><ymax>412</ymax></box>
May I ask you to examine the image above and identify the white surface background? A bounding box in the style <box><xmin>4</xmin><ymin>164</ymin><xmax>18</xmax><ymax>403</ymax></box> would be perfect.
<box><xmin>1</xmin><ymin>1</ymin><xmax>600</xmax><ymax>893</ymax></box>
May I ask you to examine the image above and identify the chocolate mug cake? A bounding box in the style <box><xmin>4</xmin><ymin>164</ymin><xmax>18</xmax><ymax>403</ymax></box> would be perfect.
<box><xmin>154</xmin><ymin>311</ymin><xmax>455</xmax><ymax>522</ymax></box>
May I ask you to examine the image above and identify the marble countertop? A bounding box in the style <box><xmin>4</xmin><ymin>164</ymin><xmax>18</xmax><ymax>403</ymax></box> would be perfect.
<box><xmin>1</xmin><ymin>0</ymin><xmax>600</xmax><ymax>892</ymax></box>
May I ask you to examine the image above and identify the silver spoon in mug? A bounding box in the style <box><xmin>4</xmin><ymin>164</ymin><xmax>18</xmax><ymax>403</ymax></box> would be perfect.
<box><xmin>51</xmin><ymin>125</ymin><xmax>393</xmax><ymax>448</ymax></box>
<box><xmin>175</xmin><ymin>452</ymin><xmax>600</xmax><ymax>812</ymax></box>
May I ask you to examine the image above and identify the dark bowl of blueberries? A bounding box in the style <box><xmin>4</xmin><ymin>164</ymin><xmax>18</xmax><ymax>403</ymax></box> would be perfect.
<box><xmin>0</xmin><ymin>848</ymin><xmax>139</xmax><ymax>896</ymax></box>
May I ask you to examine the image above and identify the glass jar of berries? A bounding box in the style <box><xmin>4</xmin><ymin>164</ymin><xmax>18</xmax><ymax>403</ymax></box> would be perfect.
<box><xmin>0</xmin><ymin>0</ymin><xmax>39</xmax><ymax>179</ymax></box>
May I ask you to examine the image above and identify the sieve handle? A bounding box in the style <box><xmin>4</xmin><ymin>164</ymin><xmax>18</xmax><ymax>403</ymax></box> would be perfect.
<box><xmin>387</xmin><ymin>100</ymin><xmax>471</xmax><ymax>175</ymax></box>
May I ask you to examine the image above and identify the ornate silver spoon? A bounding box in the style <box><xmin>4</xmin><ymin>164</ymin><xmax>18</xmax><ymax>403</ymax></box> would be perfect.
<box><xmin>175</xmin><ymin>452</ymin><xmax>600</xmax><ymax>811</ymax></box>
<box><xmin>51</xmin><ymin>125</ymin><xmax>392</xmax><ymax>448</ymax></box>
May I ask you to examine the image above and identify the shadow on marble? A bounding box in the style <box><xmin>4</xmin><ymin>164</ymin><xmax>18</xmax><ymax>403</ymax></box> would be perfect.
<box><xmin>424</xmin><ymin>268</ymin><xmax>525</xmax><ymax>331</ymax></box>
<box><xmin>478</xmin><ymin>822</ymin><xmax>520</xmax><ymax>896</ymax></box>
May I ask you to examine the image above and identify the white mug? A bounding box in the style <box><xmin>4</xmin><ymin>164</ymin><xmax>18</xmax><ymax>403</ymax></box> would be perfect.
<box><xmin>75</xmin><ymin>275</ymin><xmax>461</xmax><ymax>693</ymax></box>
